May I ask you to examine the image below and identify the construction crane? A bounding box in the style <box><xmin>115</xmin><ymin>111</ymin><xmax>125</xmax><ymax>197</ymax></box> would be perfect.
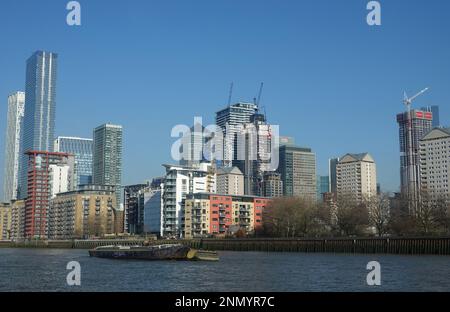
<box><xmin>403</xmin><ymin>87</ymin><xmax>429</xmax><ymax>111</ymax></box>
<box><xmin>402</xmin><ymin>87</ymin><xmax>429</xmax><ymax>214</ymax></box>
<box><xmin>227</xmin><ymin>82</ymin><xmax>234</xmax><ymax>107</ymax></box>
<box><xmin>256</xmin><ymin>82</ymin><xmax>264</xmax><ymax>106</ymax></box>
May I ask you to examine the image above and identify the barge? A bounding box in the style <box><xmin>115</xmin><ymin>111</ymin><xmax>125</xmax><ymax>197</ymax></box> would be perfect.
<box><xmin>88</xmin><ymin>244</ymin><xmax>218</xmax><ymax>261</ymax></box>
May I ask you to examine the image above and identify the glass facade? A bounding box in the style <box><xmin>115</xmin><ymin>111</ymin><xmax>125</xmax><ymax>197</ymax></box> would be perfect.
<box><xmin>54</xmin><ymin>137</ymin><xmax>93</xmax><ymax>188</ymax></box>
<box><xmin>3</xmin><ymin>92</ymin><xmax>25</xmax><ymax>202</ymax></box>
<box><xmin>18</xmin><ymin>51</ymin><xmax>58</xmax><ymax>199</ymax></box>
<box><xmin>278</xmin><ymin>145</ymin><xmax>317</xmax><ymax>199</ymax></box>
<box><xmin>397</xmin><ymin>109</ymin><xmax>433</xmax><ymax>200</ymax></box>
<box><xmin>316</xmin><ymin>175</ymin><xmax>330</xmax><ymax>201</ymax></box>
<box><xmin>93</xmin><ymin>124</ymin><xmax>123</xmax><ymax>205</ymax></box>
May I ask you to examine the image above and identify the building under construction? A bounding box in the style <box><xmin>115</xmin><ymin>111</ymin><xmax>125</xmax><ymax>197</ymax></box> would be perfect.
<box><xmin>396</xmin><ymin>88</ymin><xmax>433</xmax><ymax>212</ymax></box>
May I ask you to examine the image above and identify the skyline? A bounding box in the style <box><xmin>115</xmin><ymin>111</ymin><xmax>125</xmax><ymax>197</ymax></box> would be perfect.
<box><xmin>1</xmin><ymin>0</ymin><xmax>450</xmax><ymax>199</ymax></box>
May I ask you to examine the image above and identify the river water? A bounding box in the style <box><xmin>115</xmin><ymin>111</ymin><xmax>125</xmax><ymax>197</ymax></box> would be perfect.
<box><xmin>0</xmin><ymin>248</ymin><xmax>449</xmax><ymax>291</ymax></box>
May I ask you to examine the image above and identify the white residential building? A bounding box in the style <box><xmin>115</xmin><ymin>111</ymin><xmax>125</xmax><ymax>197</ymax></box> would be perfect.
<box><xmin>419</xmin><ymin>128</ymin><xmax>450</xmax><ymax>200</ymax></box>
<box><xmin>216</xmin><ymin>166</ymin><xmax>244</xmax><ymax>195</ymax></box>
<box><xmin>49</xmin><ymin>164</ymin><xmax>71</xmax><ymax>198</ymax></box>
<box><xmin>161</xmin><ymin>162</ymin><xmax>216</xmax><ymax>237</ymax></box>
<box><xmin>2</xmin><ymin>92</ymin><xmax>25</xmax><ymax>203</ymax></box>
<box><xmin>336</xmin><ymin>153</ymin><xmax>377</xmax><ymax>201</ymax></box>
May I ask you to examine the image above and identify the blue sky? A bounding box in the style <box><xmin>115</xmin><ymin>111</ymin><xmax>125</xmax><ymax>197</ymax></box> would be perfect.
<box><xmin>0</xmin><ymin>0</ymin><xmax>449</xmax><ymax>197</ymax></box>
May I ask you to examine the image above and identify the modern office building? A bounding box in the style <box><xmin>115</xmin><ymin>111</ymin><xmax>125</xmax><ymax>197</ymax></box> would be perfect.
<box><xmin>24</xmin><ymin>151</ymin><xmax>74</xmax><ymax>238</ymax></box>
<box><xmin>161</xmin><ymin>163</ymin><xmax>216</xmax><ymax>237</ymax></box>
<box><xmin>216</xmin><ymin>167</ymin><xmax>244</xmax><ymax>196</ymax></box>
<box><xmin>279</xmin><ymin>136</ymin><xmax>295</xmax><ymax>147</ymax></box>
<box><xmin>278</xmin><ymin>145</ymin><xmax>317</xmax><ymax>200</ymax></box>
<box><xmin>93</xmin><ymin>123</ymin><xmax>123</xmax><ymax>205</ymax></box>
<box><xmin>183</xmin><ymin>193</ymin><xmax>270</xmax><ymax>238</ymax></box>
<box><xmin>123</xmin><ymin>182</ymin><xmax>164</xmax><ymax>236</ymax></box>
<box><xmin>48</xmin><ymin>185</ymin><xmax>119</xmax><ymax>239</ymax></box>
<box><xmin>397</xmin><ymin>109</ymin><xmax>433</xmax><ymax>204</ymax></box>
<box><xmin>123</xmin><ymin>183</ymin><xmax>148</xmax><ymax>234</ymax></box>
<box><xmin>216</xmin><ymin>102</ymin><xmax>258</xmax><ymax>166</ymax></box>
<box><xmin>19</xmin><ymin>51</ymin><xmax>58</xmax><ymax>199</ymax></box>
<box><xmin>179</xmin><ymin>121</ymin><xmax>208</xmax><ymax>167</ymax></box>
<box><xmin>143</xmin><ymin>188</ymin><xmax>163</xmax><ymax>236</ymax></box>
<box><xmin>419</xmin><ymin>128</ymin><xmax>450</xmax><ymax>200</ymax></box>
<box><xmin>0</xmin><ymin>203</ymin><xmax>12</xmax><ymax>240</ymax></box>
<box><xmin>336</xmin><ymin>153</ymin><xmax>377</xmax><ymax>202</ymax></box>
<box><xmin>317</xmin><ymin>175</ymin><xmax>330</xmax><ymax>202</ymax></box>
<box><xmin>54</xmin><ymin>136</ymin><xmax>93</xmax><ymax>187</ymax></box>
<box><xmin>262</xmin><ymin>172</ymin><xmax>283</xmax><ymax>198</ymax></box>
<box><xmin>235</xmin><ymin>113</ymin><xmax>276</xmax><ymax>195</ymax></box>
<box><xmin>2</xmin><ymin>92</ymin><xmax>25</xmax><ymax>203</ymax></box>
<box><xmin>421</xmin><ymin>105</ymin><xmax>440</xmax><ymax>128</ymax></box>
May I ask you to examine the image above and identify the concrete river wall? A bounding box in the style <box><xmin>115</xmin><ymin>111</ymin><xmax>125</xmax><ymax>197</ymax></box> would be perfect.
<box><xmin>1</xmin><ymin>237</ymin><xmax>450</xmax><ymax>255</ymax></box>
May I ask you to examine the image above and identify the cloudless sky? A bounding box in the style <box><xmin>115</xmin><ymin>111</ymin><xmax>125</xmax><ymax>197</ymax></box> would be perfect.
<box><xmin>0</xmin><ymin>0</ymin><xmax>449</xmax><ymax>199</ymax></box>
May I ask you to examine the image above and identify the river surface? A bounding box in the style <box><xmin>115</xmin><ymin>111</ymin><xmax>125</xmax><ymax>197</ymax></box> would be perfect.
<box><xmin>0</xmin><ymin>248</ymin><xmax>449</xmax><ymax>291</ymax></box>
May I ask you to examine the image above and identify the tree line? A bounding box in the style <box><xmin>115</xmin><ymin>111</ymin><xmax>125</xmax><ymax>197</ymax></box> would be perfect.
<box><xmin>257</xmin><ymin>192</ymin><xmax>450</xmax><ymax>238</ymax></box>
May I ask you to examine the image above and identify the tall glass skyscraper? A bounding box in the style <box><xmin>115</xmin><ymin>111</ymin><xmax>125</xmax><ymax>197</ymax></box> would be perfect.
<box><xmin>216</xmin><ymin>102</ymin><xmax>258</xmax><ymax>166</ymax></box>
<box><xmin>316</xmin><ymin>175</ymin><xmax>330</xmax><ymax>201</ymax></box>
<box><xmin>54</xmin><ymin>136</ymin><xmax>93</xmax><ymax>187</ymax></box>
<box><xmin>18</xmin><ymin>51</ymin><xmax>58</xmax><ymax>199</ymax></box>
<box><xmin>278</xmin><ymin>145</ymin><xmax>317</xmax><ymax>200</ymax></box>
<box><xmin>93</xmin><ymin>124</ymin><xmax>123</xmax><ymax>206</ymax></box>
<box><xmin>2</xmin><ymin>92</ymin><xmax>25</xmax><ymax>202</ymax></box>
<box><xmin>421</xmin><ymin>105</ymin><xmax>440</xmax><ymax>128</ymax></box>
<box><xmin>328</xmin><ymin>157</ymin><xmax>339</xmax><ymax>194</ymax></box>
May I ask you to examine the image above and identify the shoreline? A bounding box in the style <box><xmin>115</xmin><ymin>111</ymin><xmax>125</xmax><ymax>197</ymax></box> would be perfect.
<box><xmin>1</xmin><ymin>237</ymin><xmax>450</xmax><ymax>256</ymax></box>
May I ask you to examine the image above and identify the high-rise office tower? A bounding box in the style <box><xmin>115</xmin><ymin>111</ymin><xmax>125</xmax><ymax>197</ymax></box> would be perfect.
<box><xmin>421</xmin><ymin>105</ymin><xmax>440</xmax><ymax>128</ymax></box>
<box><xmin>54</xmin><ymin>136</ymin><xmax>93</xmax><ymax>187</ymax></box>
<box><xmin>397</xmin><ymin>109</ymin><xmax>433</xmax><ymax>205</ymax></box>
<box><xmin>317</xmin><ymin>175</ymin><xmax>330</xmax><ymax>201</ymax></box>
<box><xmin>2</xmin><ymin>92</ymin><xmax>25</xmax><ymax>202</ymax></box>
<box><xmin>328</xmin><ymin>158</ymin><xmax>339</xmax><ymax>195</ymax></box>
<box><xmin>216</xmin><ymin>102</ymin><xmax>258</xmax><ymax>166</ymax></box>
<box><xmin>236</xmin><ymin>113</ymin><xmax>274</xmax><ymax>195</ymax></box>
<box><xmin>179</xmin><ymin>121</ymin><xmax>207</xmax><ymax>167</ymax></box>
<box><xmin>336</xmin><ymin>153</ymin><xmax>377</xmax><ymax>202</ymax></box>
<box><xmin>18</xmin><ymin>51</ymin><xmax>58</xmax><ymax>199</ymax></box>
<box><xmin>278</xmin><ymin>145</ymin><xmax>317</xmax><ymax>200</ymax></box>
<box><xmin>93</xmin><ymin>124</ymin><xmax>123</xmax><ymax>205</ymax></box>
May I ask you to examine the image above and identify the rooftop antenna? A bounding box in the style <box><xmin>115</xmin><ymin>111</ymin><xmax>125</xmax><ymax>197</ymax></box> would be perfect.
<box><xmin>227</xmin><ymin>82</ymin><xmax>234</xmax><ymax>107</ymax></box>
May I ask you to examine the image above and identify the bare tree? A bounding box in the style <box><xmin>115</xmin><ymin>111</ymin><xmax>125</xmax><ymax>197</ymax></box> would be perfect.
<box><xmin>434</xmin><ymin>195</ymin><xmax>450</xmax><ymax>233</ymax></box>
<box><xmin>366</xmin><ymin>193</ymin><xmax>391</xmax><ymax>236</ymax></box>
<box><xmin>261</xmin><ymin>197</ymin><xmax>325</xmax><ymax>238</ymax></box>
<box><xmin>335</xmin><ymin>194</ymin><xmax>369</xmax><ymax>236</ymax></box>
<box><xmin>415</xmin><ymin>191</ymin><xmax>443</xmax><ymax>235</ymax></box>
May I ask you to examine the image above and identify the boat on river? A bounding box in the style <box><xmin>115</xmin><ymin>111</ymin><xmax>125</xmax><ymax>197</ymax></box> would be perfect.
<box><xmin>88</xmin><ymin>244</ymin><xmax>218</xmax><ymax>261</ymax></box>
